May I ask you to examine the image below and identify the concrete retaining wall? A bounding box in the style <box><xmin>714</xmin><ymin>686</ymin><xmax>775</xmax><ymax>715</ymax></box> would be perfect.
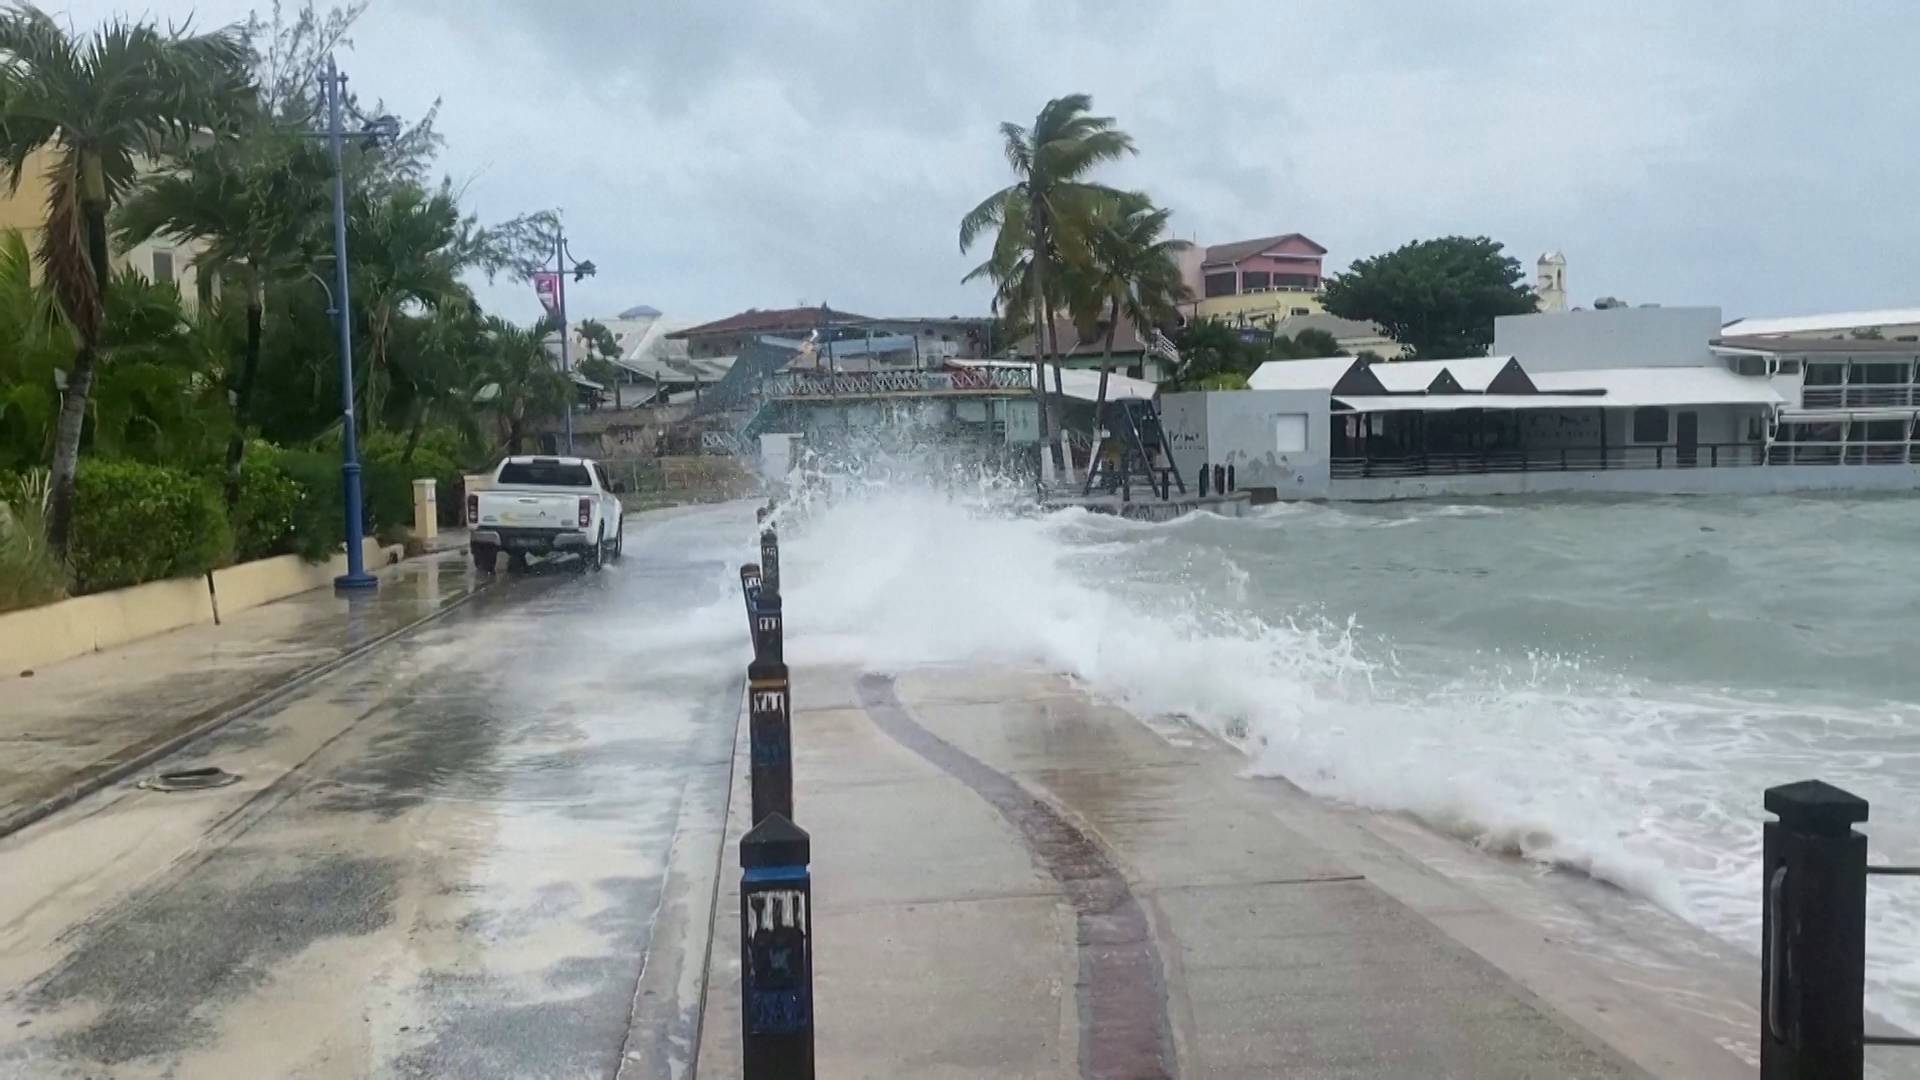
<box><xmin>0</xmin><ymin>538</ymin><xmax>400</xmax><ymax>673</ymax></box>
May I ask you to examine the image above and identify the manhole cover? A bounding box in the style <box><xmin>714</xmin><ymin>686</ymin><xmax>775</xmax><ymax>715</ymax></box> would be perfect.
<box><xmin>139</xmin><ymin>766</ymin><xmax>240</xmax><ymax>792</ymax></box>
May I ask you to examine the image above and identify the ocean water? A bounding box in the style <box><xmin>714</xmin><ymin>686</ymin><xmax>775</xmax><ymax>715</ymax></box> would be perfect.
<box><xmin>735</xmin><ymin>483</ymin><xmax>1920</xmax><ymax>1034</ymax></box>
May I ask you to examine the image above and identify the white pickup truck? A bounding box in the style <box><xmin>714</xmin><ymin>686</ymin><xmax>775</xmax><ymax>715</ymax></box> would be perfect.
<box><xmin>467</xmin><ymin>455</ymin><xmax>626</xmax><ymax>573</ymax></box>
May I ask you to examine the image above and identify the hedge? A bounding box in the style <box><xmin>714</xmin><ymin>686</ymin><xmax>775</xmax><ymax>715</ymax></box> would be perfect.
<box><xmin>69</xmin><ymin>460</ymin><xmax>230</xmax><ymax>593</ymax></box>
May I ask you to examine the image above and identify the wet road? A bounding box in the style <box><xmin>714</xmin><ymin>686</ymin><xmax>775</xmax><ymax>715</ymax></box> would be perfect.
<box><xmin>0</xmin><ymin>504</ymin><xmax>753</xmax><ymax>1079</ymax></box>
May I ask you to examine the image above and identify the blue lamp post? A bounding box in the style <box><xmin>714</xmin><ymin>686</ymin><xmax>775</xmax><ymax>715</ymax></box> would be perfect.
<box><xmin>316</xmin><ymin>55</ymin><xmax>399</xmax><ymax>592</ymax></box>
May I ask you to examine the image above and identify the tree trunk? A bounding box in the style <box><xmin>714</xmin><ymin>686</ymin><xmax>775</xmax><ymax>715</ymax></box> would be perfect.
<box><xmin>1028</xmin><ymin>289</ymin><xmax>1054</xmax><ymax>479</ymax></box>
<box><xmin>222</xmin><ymin>288</ymin><xmax>266</xmax><ymax>509</ymax></box>
<box><xmin>401</xmin><ymin>403</ymin><xmax>424</xmax><ymax>463</ymax></box>
<box><xmin>47</xmin><ymin>196</ymin><xmax>115</xmax><ymax>554</ymax></box>
<box><xmin>1084</xmin><ymin>296</ymin><xmax>1119</xmax><ymax>495</ymax></box>
<box><xmin>1045</xmin><ymin>309</ymin><xmax>1070</xmax><ymax>480</ymax></box>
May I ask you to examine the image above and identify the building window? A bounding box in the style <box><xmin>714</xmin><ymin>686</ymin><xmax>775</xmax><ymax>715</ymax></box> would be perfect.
<box><xmin>1290</xmin><ymin>307</ymin><xmax>1311</xmax><ymax>316</ymax></box>
<box><xmin>1272</xmin><ymin>273</ymin><xmax>1318</xmax><ymax>290</ymax></box>
<box><xmin>1241</xmin><ymin>271</ymin><xmax>1270</xmax><ymax>291</ymax></box>
<box><xmin>1632</xmin><ymin>406</ymin><xmax>1669</xmax><ymax>443</ymax></box>
<box><xmin>1275</xmin><ymin>413</ymin><xmax>1308</xmax><ymax>452</ymax></box>
<box><xmin>1778</xmin><ymin>359</ymin><xmax>1802</xmax><ymax>375</ymax></box>
<box><xmin>1203</xmin><ymin>272</ymin><xmax>1237</xmax><ymax>298</ymax></box>
<box><xmin>152</xmin><ymin>250</ymin><xmax>175</xmax><ymax>286</ymax></box>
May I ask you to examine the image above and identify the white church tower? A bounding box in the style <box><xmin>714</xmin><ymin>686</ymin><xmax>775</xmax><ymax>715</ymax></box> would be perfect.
<box><xmin>1536</xmin><ymin>251</ymin><xmax>1567</xmax><ymax>312</ymax></box>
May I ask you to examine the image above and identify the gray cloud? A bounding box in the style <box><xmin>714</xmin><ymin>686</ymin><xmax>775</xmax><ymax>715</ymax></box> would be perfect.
<box><xmin>54</xmin><ymin>0</ymin><xmax>1920</xmax><ymax>326</ymax></box>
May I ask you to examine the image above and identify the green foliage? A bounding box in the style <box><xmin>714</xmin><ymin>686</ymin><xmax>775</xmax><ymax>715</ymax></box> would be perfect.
<box><xmin>232</xmin><ymin>446</ymin><xmax>304</xmax><ymax>561</ymax></box>
<box><xmin>1164</xmin><ymin>322</ymin><xmax>1350</xmax><ymax>391</ymax></box>
<box><xmin>1321</xmin><ymin>236</ymin><xmax>1538</xmax><ymax>359</ymax></box>
<box><xmin>0</xmin><ymin>470</ymin><xmax>68</xmax><ymax>613</ymax></box>
<box><xmin>67</xmin><ymin>460</ymin><xmax>231</xmax><ymax>593</ymax></box>
<box><xmin>271</xmin><ymin>447</ymin><xmax>415</xmax><ymax>559</ymax></box>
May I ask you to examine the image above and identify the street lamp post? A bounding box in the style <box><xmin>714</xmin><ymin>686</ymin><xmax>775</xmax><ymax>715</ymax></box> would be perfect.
<box><xmin>540</xmin><ymin>224</ymin><xmax>596</xmax><ymax>455</ymax></box>
<box><xmin>321</xmin><ymin>55</ymin><xmax>377</xmax><ymax>591</ymax></box>
<box><xmin>312</xmin><ymin>56</ymin><xmax>400</xmax><ymax>592</ymax></box>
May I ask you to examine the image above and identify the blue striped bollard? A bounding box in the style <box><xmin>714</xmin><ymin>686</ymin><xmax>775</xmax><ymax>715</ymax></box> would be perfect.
<box><xmin>741</xmin><ymin>812</ymin><xmax>813</xmax><ymax>1078</ymax></box>
<box><xmin>759</xmin><ymin>528</ymin><xmax>780</xmax><ymax>597</ymax></box>
<box><xmin>748</xmin><ymin>644</ymin><xmax>792</xmax><ymax>824</ymax></box>
<box><xmin>741</xmin><ymin>563</ymin><xmax>763</xmax><ymax>638</ymax></box>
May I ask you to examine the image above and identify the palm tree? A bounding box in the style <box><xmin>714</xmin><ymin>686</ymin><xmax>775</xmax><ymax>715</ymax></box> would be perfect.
<box><xmin>0</xmin><ymin>5</ymin><xmax>246</xmax><ymax>550</ymax></box>
<box><xmin>960</xmin><ymin>93</ymin><xmax>1134</xmax><ymax>477</ymax></box>
<box><xmin>347</xmin><ymin>180</ymin><xmax>473</xmax><ymax>432</ymax></box>
<box><xmin>1070</xmin><ymin>193</ymin><xmax>1191</xmax><ymax>492</ymax></box>
<box><xmin>476</xmin><ymin>315</ymin><xmax>569</xmax><ymax>456</ymax></box>
<box><xmin>117</xmin><ymin>133</ymin><xmax>332</xmax><ymax>506</ymax></box>
<box><xmin>576</xmin><ymin>318</ymin><xmax>625</xmax><ymax>409</ymax></box>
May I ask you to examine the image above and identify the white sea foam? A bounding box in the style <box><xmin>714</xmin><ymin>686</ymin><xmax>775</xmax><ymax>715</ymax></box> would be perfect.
<box><xmin>732</xmin><ymin>483</ymin><xmax>1920</xmax><ymax>1034</ymax></box>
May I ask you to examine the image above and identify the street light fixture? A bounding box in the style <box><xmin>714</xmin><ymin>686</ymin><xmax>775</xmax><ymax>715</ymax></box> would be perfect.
<box><xmin>541</xmin><ymin>224</ymin><xmax>597</xmax><ymax>454</ymax></box>
<box><xmin>309</xmin><ymin>56</ymin><xmax>399</xmax><ymax>592</ymax></box>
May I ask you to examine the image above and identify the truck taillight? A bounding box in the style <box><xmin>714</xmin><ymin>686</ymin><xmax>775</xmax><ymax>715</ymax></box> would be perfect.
<box><xmin>578</xmin><ymin>497</ymin><xmax>592</xmax><ymax>527</ymax></box>
<box><xmin>466</xmin><ymin>493</ymin><xmax>478</xmax><ymax>525</ymax></box>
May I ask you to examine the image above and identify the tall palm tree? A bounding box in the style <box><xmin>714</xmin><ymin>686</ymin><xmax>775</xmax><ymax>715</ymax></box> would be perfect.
<box><xmin>1071</xmin><ymin>193</ymin><xmax>1191</xmax><ymax>493</ymax></box>
<box><xmin>348</xmin><ymin>180</ymin><xmax>473</xmax><ymax>432</ymax></box>
<box><xmin>117</xmin><ymin>133</ymin><xmax>332</xmax><ymax>506</ymax></box>
<box><xmin>960</xmin><ymin>93</ymin><xmax>1134</xmax><ymax>476</ymax></box>
<box><xmin>476</xmin><ymin>315</ymin><xmax>569</xmax><ymax>456</ymax></box>
<box><xmin>0</xmin><ymin>5</ymin><xmax>246</xmax><ymax>550</ymax></box>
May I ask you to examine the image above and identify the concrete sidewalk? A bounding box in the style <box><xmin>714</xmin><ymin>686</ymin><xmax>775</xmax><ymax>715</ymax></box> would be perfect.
<box><xmin>0</xmin><ymin>551</ymin><xmax>486</xmax><ymax>839</ymax></box>
<box><xmin>693</xmin><ymin>665</ymin><xmax>1755</xmax><ymax>1079</ymax></box>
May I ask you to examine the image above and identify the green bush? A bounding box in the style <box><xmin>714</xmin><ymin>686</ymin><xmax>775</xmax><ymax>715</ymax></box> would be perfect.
<box><xmin>69</xmin><ymin>460</ymin><xmax>231</xmax><ymax>593</ymax></box>
<box><xmin>232</xmin><ymin>448</ymin><xmax>305</xmax><ymax>561</ymax></box>
<box><xmin>0</xmin><ymin>470</ymin><xmax>68</xmax><ymax>613</ymax></box>
<box><xmin>271</xmin><ymin>447</ymin><xmax>416</xmax><ymax>559</ymax></box>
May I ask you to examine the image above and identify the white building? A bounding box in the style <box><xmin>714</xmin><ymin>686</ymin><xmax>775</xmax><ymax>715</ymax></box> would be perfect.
<box><xmin>1160</xmin><ymin>306</ymin><xmax>1920</xmax><ymax>501</ymax></box>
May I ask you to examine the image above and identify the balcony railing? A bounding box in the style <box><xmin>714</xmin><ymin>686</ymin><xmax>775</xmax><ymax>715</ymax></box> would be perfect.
<box><xmin>1330</xmin><ymin>443</ymin><xmax>1767</xmax><ymax>479</ymax></box>
<box><xmin>764</xmin><ymin>368</ymin><xmax>1032</xmax><ymax>399</ymax></box>
<box><xmin>1800</xmin><ymin>384</ymin><xmax>1920</xmax><ymax>409</ymax></box>
<box><xmin>1767</xmin><ymin>439</ymin><xmax>1919</xmax><ymax>466</ymax></box>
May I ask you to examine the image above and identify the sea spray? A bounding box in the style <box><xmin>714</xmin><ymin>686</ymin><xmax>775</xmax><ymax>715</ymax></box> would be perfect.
<box><xmin>737</xmin><ymin>482</ymin><xmax>1920</xmax><ymax>1032</ymax></box>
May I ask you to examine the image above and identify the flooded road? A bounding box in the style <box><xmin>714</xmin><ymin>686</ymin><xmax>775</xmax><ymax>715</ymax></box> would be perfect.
<box><xmin>0</xmin><ymin>504</ymin><xmax>753</xmax><ymax>1078</ymax></box>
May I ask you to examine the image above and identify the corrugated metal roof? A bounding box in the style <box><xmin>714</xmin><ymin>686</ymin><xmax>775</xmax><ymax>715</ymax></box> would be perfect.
<box><xmin>1246</xmin><ymin>355</ymin><xmax>1357</xmax><ymax>390</ymax></box>
<box><xmin>1528</xmin><ymin>366</ymin><xmax>1783</xmax><ymax>406</ymax></box>
<box><xmin>1720</xmin><ymin>308</ymin><xmax>1920</xmax><ymax>338</ymax></box>
<box><xmin>1367</xmin><ymin>356</ymin><xmax>1517</xmax><ymax>392</ymax></box>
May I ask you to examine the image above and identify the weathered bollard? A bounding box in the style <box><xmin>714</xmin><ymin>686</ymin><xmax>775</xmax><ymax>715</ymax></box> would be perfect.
<box><xmin>760</xmin><ymin>528</ymin><xmax>780</xmax><ymax>597</ymax></box>
<box><xmin>741</xmin><ymin>563</ymin><xmax>763</xmax><ymax>636</ymax></box>
<box><xmin>1198</xmin><ymin>462</ymin><xmax>1209</xmax><ymax>497</ymax></box>
<box><xmin>1227</xmin><ymin>463</ymin><xmax>1236</xmax><ymax>492</ymax></box>
<box><xmin>1213</xmin><ymin>463</ymin><xmax>1226</xmax><ymax>494</ymax></box>
<box><xmin>741</xmin><ymin>812</ymin><xmax>814</xmax><ymax>1078</ymax></box>
<box><xmin>1761</xmin><ymin>780</ymin><xmax>1868</xmax><ymax>1079</ymax></box>
<box><xmin>753</xmin><ymin>588</ymin><xmax>784</xmax><ymax>664</ymax></box>
<box><xmin>748</xmin><ymin>641</ymin><xmax>793</xmax><ymax>824</ymax></box>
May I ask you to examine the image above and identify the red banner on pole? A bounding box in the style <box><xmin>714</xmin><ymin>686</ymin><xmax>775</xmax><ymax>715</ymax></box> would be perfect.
<box><xmin>532</xmin><ymin>272</ymin><xmax>561</xmax><ymax>316</ymax></box>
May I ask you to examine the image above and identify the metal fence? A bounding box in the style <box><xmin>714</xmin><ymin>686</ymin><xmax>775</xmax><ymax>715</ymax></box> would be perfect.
<box><xmin>1330</xmin><ymin>442</ymin><xmax>1767</xmax><ymax>479</ymax></box>
<box><xmin>764</xmin><ymin>367</ymin><xmax>1032</xmax><ymax>399</ymax></box>
<box><xmin>1801</xmin><ymin>385</ymin><xmax>1920</xmax><ymax>409</ymax></box>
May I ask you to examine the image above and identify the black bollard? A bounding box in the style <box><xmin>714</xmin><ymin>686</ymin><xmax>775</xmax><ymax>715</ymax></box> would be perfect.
<box><xmin>1227</xmin><ymin>463</ymin><xmax>1236</xmax><ymax>492</ymax></box>
<box><xmin>747</xmin><ymin>650</ymin><xmax>793</xmax><ymax>824</ymax></box>
<box><xmin>741</xmin><ymin>563</ymin><xmax>763</xmax><ymax>636</ymax></box>
<box><xmin>760</xmin><ymin>528</ymin><xmax>780</xmax><ymax>597</ymax></box>
<box><xmin>1198</xmin><ymin>462</ymin><xmax>1209</xmax><ymax>497</ymax></box>
<box><xmin>753</xmin><ymin>589</ymin><xmax>784</xmax><ymax>664</ymax></box>
<box><xmin>1213</xmin><ymin>463</ymin><xmax>1226</xmax><ymax>494</ymax></box>
<box><xmin>1761</xmin><ymin>780</ymin><xmax>1868</xmax><ymax>1079</ymax></box>
<box><xmin>757</xmin><ymin>505</ymin><xmax>768</xmax><ymax>524</ymax></box>
<box><xmin>741</xmin><ymin>812</ymin><xmax>814</xmax><ymax>1079</ymax></box>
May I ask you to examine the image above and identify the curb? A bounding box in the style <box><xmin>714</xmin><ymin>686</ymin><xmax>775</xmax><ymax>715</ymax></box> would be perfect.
<box><xmin>0</xmin><ymin>579</ymin><xmax>493</xmax><ymax>842</ymax></box>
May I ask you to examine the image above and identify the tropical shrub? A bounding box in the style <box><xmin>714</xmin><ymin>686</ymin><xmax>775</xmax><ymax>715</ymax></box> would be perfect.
<box><xmin>0</xmin><ymin>470</ymin><xmax>68</xmax><ymax>613</ymax></box>
<box><xmin>67</xmin><ymin>460</ymin><xmax>230</xmax><ymax>593</ymax></box>
<box><xmin>232</xmin><ymin>447</ymin><xmax>305</xmax><ymax>561</ymax></box>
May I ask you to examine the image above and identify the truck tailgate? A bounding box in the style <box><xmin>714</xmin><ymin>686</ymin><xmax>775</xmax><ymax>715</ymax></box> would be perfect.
<box><xmin>476</xmin><ymin>491</ymin><xmax>580</xmax><ymax>528</ymax></box>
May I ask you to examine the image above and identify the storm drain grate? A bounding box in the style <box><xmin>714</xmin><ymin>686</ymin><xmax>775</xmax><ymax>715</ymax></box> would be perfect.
<box><xmin>138</xmin><ymin>766</ymin><xmax>240</xmax><ymax>792</ymax></box>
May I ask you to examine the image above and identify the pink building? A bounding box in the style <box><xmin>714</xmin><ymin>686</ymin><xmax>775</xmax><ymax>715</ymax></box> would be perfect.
<box><xmin>1198</xmin><ymin>233</ymin><xmax>1327</xmax><ymax>299</ymax></box>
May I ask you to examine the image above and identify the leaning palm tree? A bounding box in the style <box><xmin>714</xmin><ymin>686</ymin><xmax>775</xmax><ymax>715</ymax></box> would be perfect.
<box><xmin>117</xmin><ymin>133</ymin><xmax>333</xmax><ymax>507</ymax></box>
<box><xmin>476</xmin><ymin>315</ymin><xmax>569</xmax><ymax>456</ymax></box>
<box><xmin>960</xmin><ymin>93</ymin><xmax>1134</xmax><ymax>477</ymax></box>
<box><xmin>0</xmin><ymin>5</ymin><xmax>247</xmax><ymax>550</ymax></box>
<box><xmin>348</xmin><ymin>180</ymin><xmax>475</xmax><ymax>432</ymax></box>
<box><xmin>1071</xmin><ymin>193</ymin><xmax>1191</xmax><ymax>493</ymax></box>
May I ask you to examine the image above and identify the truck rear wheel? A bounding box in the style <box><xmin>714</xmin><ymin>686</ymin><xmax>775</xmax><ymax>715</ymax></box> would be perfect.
<box><xmin>472</xmin><ymin>544</ymin><xmax>498</xmax><ymax>574</ymax></box>
<box><xmin>507</xmin><ymin>551</ymin><xmax>529</xmax><ymax>575</ymax></box>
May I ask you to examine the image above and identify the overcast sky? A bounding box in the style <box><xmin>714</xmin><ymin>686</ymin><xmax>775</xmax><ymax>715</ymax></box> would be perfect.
<box><xmin>51</xmin><ymin>1</ymin><xmax>1920</xmax><ymax>327</ymax></box>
